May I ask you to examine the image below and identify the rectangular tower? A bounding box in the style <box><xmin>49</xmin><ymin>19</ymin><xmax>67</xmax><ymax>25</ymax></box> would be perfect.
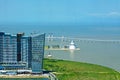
<box><xmin>17</xmin><ymin>33</ymin><xmax>24</xmax><ymax>62</ymax></box>
<box><xmin>31</xmin><ymin>34</ymin><xmax>45</xmax><ymax>74</ymax></box>
<box><xmin>0</xmin><ymin>32</ymin><xmax>4</xmax><ymax>63</ymax></box>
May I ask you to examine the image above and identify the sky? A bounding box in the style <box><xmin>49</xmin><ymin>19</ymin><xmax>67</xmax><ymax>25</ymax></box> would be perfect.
<box><xmin>0</xmin><ymin>0</ymin><xmax>120</xmax><ymax>25</ymax></box>
<box><xmin>0</xmin><ymin>0</ymin><xmax>120</xmax><ymax>38</ymax></box>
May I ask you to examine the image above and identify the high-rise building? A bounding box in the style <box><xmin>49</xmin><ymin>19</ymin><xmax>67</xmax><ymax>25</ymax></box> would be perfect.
<box><xmin>31</xmin><ymin>34</ymin><xmax>45</xmax><ymax>73</ymax></box>
<box><xmin>0</xmin><ymin>32</ymin><xmax>45</xmax><ymax>73</ymax></box>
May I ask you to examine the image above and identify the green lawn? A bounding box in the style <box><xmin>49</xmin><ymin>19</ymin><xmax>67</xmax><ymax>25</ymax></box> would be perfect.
<box><xmin>44</xmin><ymin>58</ymin><xmax>120</xmax><ymax>80</ymax></box>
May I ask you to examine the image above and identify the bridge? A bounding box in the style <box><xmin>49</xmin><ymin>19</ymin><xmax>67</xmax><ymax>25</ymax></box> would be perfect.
<box><xmin>46</xmin><ymin>35</ymin><xmax>120</xmax><ymax>43</ymax></box>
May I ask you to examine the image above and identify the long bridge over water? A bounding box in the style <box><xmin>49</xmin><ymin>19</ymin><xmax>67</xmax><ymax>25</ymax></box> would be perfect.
<box><xmin>46</xmin><ymin>35</ymin><xmax>120</xmax><ymax>43</ymax></box>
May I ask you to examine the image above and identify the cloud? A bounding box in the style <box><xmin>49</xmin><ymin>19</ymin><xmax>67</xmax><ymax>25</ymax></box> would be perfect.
<box><xmin>89</xmin><ymin>13</ymin><xmax>105</xmax><ymax>16</ymax></box>
<box><xmin>108</xmin><ymin>12</ymin><xmax>120</xmax><ymax>16</ymax></box>
<box><xmin>89</xmin><ymin>12</ymin><xmax>120</xmax><ymax>17</ymax></box>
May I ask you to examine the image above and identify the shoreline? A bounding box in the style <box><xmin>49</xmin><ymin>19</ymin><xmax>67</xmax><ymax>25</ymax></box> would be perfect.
<box><xmin>0</xmin><ymin>59</ymin><xmax>119</xmax><ymax>80</ymax></box>
<box><xmin>45</xmin><ymin>48</ymin><xmax>80</xmax><ymax>50</ymax></box>
<box><xmin>44</xmin><ymin>58</ymin><xmax>120</xmax><ymax>80</ymax></box>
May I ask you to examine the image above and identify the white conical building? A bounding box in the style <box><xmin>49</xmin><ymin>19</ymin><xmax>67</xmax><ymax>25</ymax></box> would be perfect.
<box><xmin>69</xmin><ymin>41</ymin><xmax>76</xmax><ymax>50</ymax></box>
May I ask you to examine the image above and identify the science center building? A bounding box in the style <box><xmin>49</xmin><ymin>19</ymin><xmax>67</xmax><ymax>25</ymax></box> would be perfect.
<box><xmin>0</xmin><ymin>32</ymin><xmax>45</xmax><ymax>74</ymax></box>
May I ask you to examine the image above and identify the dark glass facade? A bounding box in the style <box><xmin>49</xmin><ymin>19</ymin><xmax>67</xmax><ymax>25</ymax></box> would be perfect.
<box><xmin>31</xmin><ymin>34</ymin><xmax>45</xmax><ymax>73</ymax></box>
<box><xmin>0</xmin><ymin>32</ymin><xmax>45</xmax><ymax>73</ymax></box>
<box><xmin>0</xmin><ymin>32</ymin><xmax>4</xmax><ymax>63</ymax></box>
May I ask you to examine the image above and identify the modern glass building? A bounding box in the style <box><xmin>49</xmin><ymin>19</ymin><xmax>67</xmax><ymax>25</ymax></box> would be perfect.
<box><xmin>31</xmin><ymin>34</ymin><xmax>45</xmax><ymax>73</ymax></box>
<box><xmin>0</xmin><ymin>32</ymin><xmax>17</xmax><ymax>65</ymax></box>
<box><xmin>0</xmin><ymin>32</ymin><xmax>45</xmax><ymax>73</ymax></box>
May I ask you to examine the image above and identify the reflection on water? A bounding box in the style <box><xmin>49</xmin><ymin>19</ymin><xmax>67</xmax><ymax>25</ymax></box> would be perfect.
<box><xmin>69</xmin><ymin>50</ymin><xmax>74</xmax><ymax>53</ymax></box>
<box><xmin>69</xmin><ymin>50</ymin><xmax>74</xmax><ymax>60</ymax></box>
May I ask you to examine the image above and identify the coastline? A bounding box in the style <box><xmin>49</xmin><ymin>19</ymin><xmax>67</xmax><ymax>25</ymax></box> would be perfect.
<box><xmin>45</xmin><ymin>48</ymin><xmax>80</xmax><ymax>51</ymax></box>
<box><xmin>44</xmin><ymin>58</ymin><xmax>120</xmax><ymax>80</ymax></box>
<box><xmin>0</xmin><ymin>58</ymin><xmax>119</xmax><ymax>80</ymax></box>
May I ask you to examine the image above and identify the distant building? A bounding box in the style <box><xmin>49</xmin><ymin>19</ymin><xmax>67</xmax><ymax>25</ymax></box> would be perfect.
<box><xmin>0</xmin><ymin>32</ymin><xmax>45</xmax><ymax>74</ymax></box>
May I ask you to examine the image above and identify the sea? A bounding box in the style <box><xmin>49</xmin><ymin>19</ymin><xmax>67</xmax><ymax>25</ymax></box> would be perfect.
<box><xmin>1</xmin><ymin>24</ymin><xmax>120</xmax><ymax>72</ymax></box>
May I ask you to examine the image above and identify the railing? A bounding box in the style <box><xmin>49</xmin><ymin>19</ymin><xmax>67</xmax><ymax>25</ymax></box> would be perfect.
<box><xmin>49</xmin><ymin>73</ymin><xmax>58</xmax><ymax>80</ymax></box>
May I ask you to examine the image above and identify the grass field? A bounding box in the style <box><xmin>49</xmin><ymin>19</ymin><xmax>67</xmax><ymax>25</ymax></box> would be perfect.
<box><xmin>44</xmin><ymin>58</ymin><xmax>120</xmax><ymax>80</ymax></box>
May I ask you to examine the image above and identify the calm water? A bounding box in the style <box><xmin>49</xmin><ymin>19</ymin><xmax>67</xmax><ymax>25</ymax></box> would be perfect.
<box><xmin>45</xmin><ymin>39</ymin><xmax>120</xmax><ymax>72</ymax></box>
